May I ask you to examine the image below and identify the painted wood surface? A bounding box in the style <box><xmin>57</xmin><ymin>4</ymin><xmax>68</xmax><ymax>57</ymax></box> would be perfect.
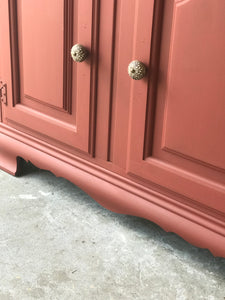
<box><xmin>126</xmin><ymin>0</ymin><xmax>225</xmax><ymax>212</ymax></box>
<box><xmin>0</xmin><ymin>0</ymin><xmax>225</xmax><ymax>257</ymax></box>
<box><xmin>1</xmin><ymin>0</ymin><xmax>99</xmax><ymax>153</ymax></box>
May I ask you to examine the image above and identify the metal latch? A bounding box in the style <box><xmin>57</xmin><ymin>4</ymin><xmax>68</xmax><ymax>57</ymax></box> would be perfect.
<box><xmin>0</xmin><ymin>81</ymin><xmax>7</xmax><ymax>105</ymax></box>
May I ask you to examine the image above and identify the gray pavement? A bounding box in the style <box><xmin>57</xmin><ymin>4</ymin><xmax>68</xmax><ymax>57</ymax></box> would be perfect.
<box><xmin>0</xmin><ymin>161</ymin><xmax>225</xmax><ymax>300</ymax></box>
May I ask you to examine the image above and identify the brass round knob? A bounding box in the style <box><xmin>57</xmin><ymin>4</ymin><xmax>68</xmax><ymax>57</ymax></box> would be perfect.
<box><xmin>128</xmin><ymin>60</ymin><xmax>146</xmax><ymax>80</ymax></box>
<box><xmin>71</xmin><ymin>44</ymin><xmax>88</xmax><ymax>62</ymax></box>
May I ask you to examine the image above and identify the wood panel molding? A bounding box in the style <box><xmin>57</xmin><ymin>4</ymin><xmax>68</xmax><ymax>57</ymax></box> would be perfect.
<box><xmin>162</xmin><ymin>146</ymin><xmax>225</xmax><ymax>174</ymax></box>
<box><xmin>63</xmin><ymin>0</ymin><xmax>73</xmax><ymax>114</ymax></box>
<box><xmin>88</xmin><ymin>0</ymin><xmax>100</xmax><ymax>156</ymax></box>
<box><xmin>175</xmin><ymin>0</ymin><xmax>192</xmax><ymax>6</ymax></box>
<box><xmin>143</xmin><ymin>0</ymin><xmax>164</xmax><ymax>159</ymax></box>
<box><xmin>8</xmin><ymin>0</ymin><xmax>20</xmax><ymax>107</ymax></box>
<box><xmin>24</xmin><ymin>94</ymin><xmax>68</xmax><ymax>112</ymax></box>
<box><xmin>8</xmin><ymin>0</ymin><xmax>74</xmax><ymax>113</ymax></box>
<box><xmin>161</xmin><ymin>0</ymin><xmax>225</xmax><ymax>172</ymax></box>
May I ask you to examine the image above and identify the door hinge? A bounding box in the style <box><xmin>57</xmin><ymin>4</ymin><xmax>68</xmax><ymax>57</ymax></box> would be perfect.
<box><xmin>0</xmin><ymin>81</ymin><xmax>7</xmax><ymax>106</ymax></box>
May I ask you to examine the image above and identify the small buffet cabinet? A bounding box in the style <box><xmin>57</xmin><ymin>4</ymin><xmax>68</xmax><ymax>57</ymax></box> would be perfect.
<box><xmin>0</xmin><ymin>0</ymin><xmax>225</xmax><ymax>257</ymax></box>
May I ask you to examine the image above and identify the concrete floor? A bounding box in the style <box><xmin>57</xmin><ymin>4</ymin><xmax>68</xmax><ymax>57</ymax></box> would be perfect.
<box><xmin>0</xmin><ymin>161</ymin><xmax>225</xmax><ymax>300</ymax></box>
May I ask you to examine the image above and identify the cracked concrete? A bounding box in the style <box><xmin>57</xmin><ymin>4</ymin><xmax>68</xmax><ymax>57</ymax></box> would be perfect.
<box><xmin>0</xmin><ymin>161</ymin><xmax>225</xmax><ymax>300</ymax></box>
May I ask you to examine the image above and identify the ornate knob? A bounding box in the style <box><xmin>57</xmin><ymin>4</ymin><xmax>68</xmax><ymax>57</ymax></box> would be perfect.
<box><xmin>71</xmin><ymin>44</ymin><xmax>88</xmax><ymax>62</ymax></box>
<box><xmin>128</xmin><ymin>60</ymin><xmax>146</xmax><ymax>80</ymax></box>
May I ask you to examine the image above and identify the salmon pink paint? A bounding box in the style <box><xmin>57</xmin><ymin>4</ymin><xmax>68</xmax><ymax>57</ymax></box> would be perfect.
<box><xmin>0</xmin><ymin>0</ymin><xmax>225</xmax><ymax>257</ymax></box>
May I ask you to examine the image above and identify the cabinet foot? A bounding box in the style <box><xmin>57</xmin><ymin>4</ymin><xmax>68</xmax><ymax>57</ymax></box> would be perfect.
<box><xmin>0</xmin><ymin>148</ymin><xmax>23</xmax><ymax>177</ymax></box>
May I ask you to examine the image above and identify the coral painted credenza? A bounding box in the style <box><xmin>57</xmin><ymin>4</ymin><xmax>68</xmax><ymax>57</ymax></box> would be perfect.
<box><xmin>0</xmin><ymin>0</ymin><xmax>225</xmax><ymax>257</ymax></box>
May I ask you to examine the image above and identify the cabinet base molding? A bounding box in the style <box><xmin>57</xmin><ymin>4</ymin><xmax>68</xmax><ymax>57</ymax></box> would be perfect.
<box><xmin>0</xmin><ymin>124</ymin><xmax>225</xmax><ymax>258</ymax></box>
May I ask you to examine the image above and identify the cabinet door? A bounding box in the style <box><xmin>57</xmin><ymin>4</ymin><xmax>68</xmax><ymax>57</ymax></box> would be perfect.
<box><xmin>107</xmin><ymin>0</ymin><xmax>156</xmax><ymax>168</ymax></box>
<box><xmin>0</xmin><ymin>0</ymin><xmax>98</xmax><ymax>154</ymax></box>
<box><xmin>127</xmin><ymin>0</ymin><xmax>225</xmax><ymax>212</ymax></box>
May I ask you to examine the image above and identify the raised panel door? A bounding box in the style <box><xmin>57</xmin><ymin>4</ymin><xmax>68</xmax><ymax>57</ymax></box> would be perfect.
<box><xmin>0</xmin><ymin>0</ymin><xmax>98</xmax><ymax>154</ymax></box>
<box><xmin>125</xmin><ymin>0</ymin><xmax>225</xmax><ymax>211</ymax></box>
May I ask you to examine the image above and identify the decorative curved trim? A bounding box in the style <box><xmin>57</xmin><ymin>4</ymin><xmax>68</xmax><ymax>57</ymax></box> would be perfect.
<box><xmin>0</xmin><ymin>124</ymin><xmax>225</xmax><ymax>258</ymax></box>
